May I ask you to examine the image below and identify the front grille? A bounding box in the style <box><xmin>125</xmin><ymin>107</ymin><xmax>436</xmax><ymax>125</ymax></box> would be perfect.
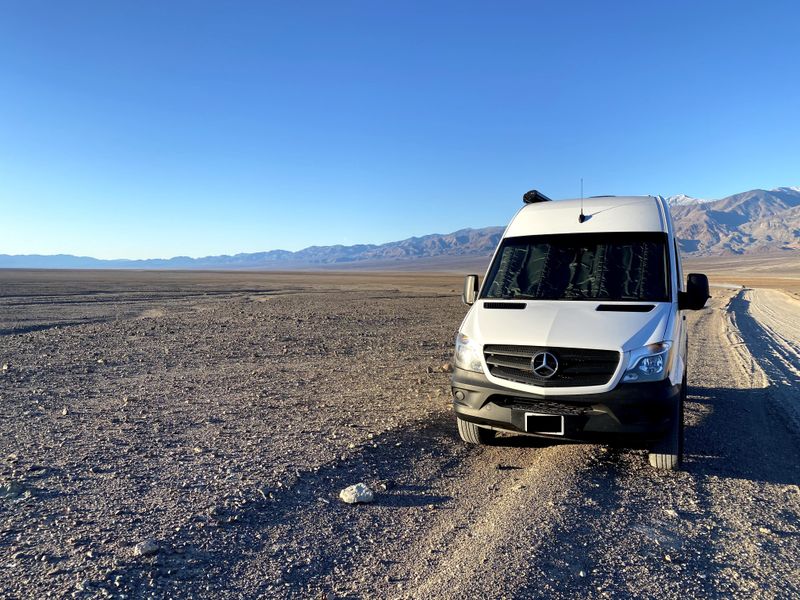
<box><xmin>491</xmin><ymin>396</ymin><xmax>587</xmax><ymax>415</ymax></box>
<box><xmin>483</xmin><ymin>344</ymin><xmax>620</xmax><ymax>387</ymax></box>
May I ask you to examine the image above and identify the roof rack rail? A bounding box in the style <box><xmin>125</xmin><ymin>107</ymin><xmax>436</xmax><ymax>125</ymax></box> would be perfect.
<box><xmin>522</xmin><ymin>190</ymin><xmax>552</xmax><ymax>204</ymax></box>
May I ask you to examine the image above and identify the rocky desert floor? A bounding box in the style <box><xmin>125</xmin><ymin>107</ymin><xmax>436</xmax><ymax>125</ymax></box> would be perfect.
<box><xmin>1</xmin><ymin>268</ymin><xmax>799</xmax><ymax>599</ymax></box>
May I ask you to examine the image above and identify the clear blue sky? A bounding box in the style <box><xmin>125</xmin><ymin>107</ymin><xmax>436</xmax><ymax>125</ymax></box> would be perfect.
<box><xmin>1</xmin><ymin>1</ymin><xmax>798</xmax><ymax>259</ymax></box>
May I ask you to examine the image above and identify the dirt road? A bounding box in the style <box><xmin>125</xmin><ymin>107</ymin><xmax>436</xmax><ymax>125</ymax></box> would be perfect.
<box><xmin>1</xmin><ymin>271</ymin><xmax>798</xmax><ymax>599</ymax></box>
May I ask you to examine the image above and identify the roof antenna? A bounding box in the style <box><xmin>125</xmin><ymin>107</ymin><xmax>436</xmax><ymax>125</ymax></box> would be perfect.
<box><xmin>578</xmin><ymin>178</ymin><xmax>586</xmax><ymax>223</ymax></box>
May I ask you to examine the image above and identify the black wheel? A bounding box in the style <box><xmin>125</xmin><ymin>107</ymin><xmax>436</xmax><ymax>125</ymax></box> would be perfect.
<box><xmin>648</xmin><ymin>374</ymin><xmax>686</xmax><ymax>470</ymax></box>
<box><xmin>456</xmin><ymin>417</ymin><xmax>496</xmax><ymax>445</ymax></box>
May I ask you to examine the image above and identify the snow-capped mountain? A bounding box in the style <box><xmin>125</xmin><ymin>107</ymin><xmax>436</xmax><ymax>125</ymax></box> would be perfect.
<box><xmin>666</xmin><ymin>194</ymin><xmax>708</xmax><ymax>206</ymax></box>
<box><xmin>669</xmin><ymin>187</ymin><xmax>800</xmax><ymax>254</ymax></box>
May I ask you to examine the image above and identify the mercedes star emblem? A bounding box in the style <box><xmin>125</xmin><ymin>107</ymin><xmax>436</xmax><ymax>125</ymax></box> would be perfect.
<box><xmin>531</xmin><ymin>351</ymin><xmax>558</xmax><ymax>379</ymax></box>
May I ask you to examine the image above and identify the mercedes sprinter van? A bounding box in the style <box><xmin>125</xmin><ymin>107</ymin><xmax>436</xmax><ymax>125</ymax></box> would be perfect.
<box><xmin>451</xmin><ymin>191</ymin><xmax>709</xmax><ymax>469</ymax></box>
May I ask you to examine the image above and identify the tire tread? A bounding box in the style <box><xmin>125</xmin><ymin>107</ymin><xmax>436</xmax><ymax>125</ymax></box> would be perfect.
<box><xmin>456</xmin><ymin>418</ymin><xmax>495</xmax><ymax>445</ymax></box>
<box><xmin>648</xmin><ymin>452</ymin><xmax>679</xmax><ymax>470</ymax></box>
<box><xmin>648</xmin><ymin>374</ymin><xmax>686</xmax><ymax>470</ymax></box>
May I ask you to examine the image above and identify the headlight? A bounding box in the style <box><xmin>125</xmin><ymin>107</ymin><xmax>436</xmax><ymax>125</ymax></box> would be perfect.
<box><xmin>453</xmin><ymin>332</ymin><xmax>484</xmax><ymax>373</ymax></box>
<box><xmin>622</xmin><ymin>341</ymin><xmax>672</xmax><ymax>383</ymax></box>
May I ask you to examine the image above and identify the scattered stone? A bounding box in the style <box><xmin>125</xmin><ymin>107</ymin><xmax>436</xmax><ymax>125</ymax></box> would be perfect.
<box><xmin>339</xmin><ymin>483</ymin><xmax>374</xmax><ymax>504</ymax></box>
<box><xmin>664</xmin><ymin>509</ymin><xmax>678</xmax><ymax>518</ymax></box>
<box><xmin>133</xmin><ymin>540</ymin><xmax>160</xmax><ymax>557</ymax></box>
<box><xmin>440</xmin><ymin>362</ymin><xmax>454</xmax><ymax>373</ymax></box>
<box><xmin>0</xmin><ymin>480</ymin><xmax>25</xmax><ymax>499</ymax></box>
<box><xmin>62</xmin><ymin>407</ymin><xmax>69</xmax><ymax>416</ymax></box>
<box><xmin>1</xmin><ymin>363</ymin><xmax>8</xmax><ymax>371</ymax></box>
<box><xmin>758</xmin><ymin>526</ymin><xmax>771</xmax><ymax>535</ymax></box>
<box><xmin>664</xmin><ymin>554</ymin><xmax>672</xmax><ymax>563</ymax></box>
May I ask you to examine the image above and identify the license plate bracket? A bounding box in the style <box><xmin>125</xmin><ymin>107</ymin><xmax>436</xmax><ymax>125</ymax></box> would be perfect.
<box><xmin>525</xmin><ymin>412</ymin><xmax>564</xmax><ymax>435</ymax></box>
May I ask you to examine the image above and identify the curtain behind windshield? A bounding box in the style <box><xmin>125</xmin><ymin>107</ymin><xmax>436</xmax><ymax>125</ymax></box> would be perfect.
<box><xmin>484</xmin><ymin>233</ymin><xmax>669</xmax><ymax>301</ymax></box>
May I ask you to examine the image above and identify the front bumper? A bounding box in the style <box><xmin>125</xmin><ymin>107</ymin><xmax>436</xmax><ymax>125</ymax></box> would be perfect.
<box><xmin>451</xmin><ymin>367</ymin><xmax>680</xmax><ymax>445</ymax></box>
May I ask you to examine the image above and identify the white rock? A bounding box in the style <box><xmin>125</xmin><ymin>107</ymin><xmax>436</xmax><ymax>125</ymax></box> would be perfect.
<box><xmin>132</xmin><ymin>540</ymin><xmax>160</xmax><ymax>557</ymax></box>
<box><xmin>339</xmin><ymin>483</ymin><xmax>374</xmax><ymax>504</ymax></box>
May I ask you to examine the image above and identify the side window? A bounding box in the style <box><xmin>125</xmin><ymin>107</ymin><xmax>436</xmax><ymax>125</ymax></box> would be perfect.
<box><xmin>673</xmin><ymin>239</ymin><xmax>683</xmax><ymax>292</ymax></box>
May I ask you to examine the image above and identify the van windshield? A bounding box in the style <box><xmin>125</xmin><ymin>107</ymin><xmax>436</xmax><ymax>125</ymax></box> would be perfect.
<box><xmin>482</xmin><ymin>232</ymin><xmax>670</xmax><ymax>302</ymax></box>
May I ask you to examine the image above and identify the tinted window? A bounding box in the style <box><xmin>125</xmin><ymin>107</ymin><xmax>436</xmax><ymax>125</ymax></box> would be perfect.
<box><xmin>482</xmin><ymin>233</ymin><xmax>669</xmax><ymax>302</ymax></box>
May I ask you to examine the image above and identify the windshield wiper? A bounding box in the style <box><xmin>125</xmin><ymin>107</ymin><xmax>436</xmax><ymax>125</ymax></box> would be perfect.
<box><xmin>563</xmin><ymin>290</ymin><xmax>587</xmax><ymax>300</ymax></box>
<box><xmin>497</xmin><ymin>292</ymin><xmax>538</xmax><ymax>300</ymax></box>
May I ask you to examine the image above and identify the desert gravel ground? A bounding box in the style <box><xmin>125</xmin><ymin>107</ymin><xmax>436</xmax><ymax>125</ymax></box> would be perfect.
<box><xmin>0</xmin><ymin>270</ymin><xmax>798</xmax><ymax>599</ymax></box>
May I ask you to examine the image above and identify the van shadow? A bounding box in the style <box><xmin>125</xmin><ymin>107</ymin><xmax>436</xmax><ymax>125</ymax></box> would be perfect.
<box><xmin>489</xmin><ymin>434</ymin><xmax>568</xmax><ymax>449</ymax></box>
<box><xmin>684</xmin><ymin>384</ymin><xmax>799</xmax><ymax>486</ymax></box>
<box><xmin>481</xmin><ymin>382</ymin><xmax>800</xmax><ymax>487</ymax></box>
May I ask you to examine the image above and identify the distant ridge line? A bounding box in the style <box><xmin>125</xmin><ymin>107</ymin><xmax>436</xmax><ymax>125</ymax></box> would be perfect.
<box><xmin>2</xmin><ymin>187</ymin><xmax>798</xmax><ymax>270</ymax></box>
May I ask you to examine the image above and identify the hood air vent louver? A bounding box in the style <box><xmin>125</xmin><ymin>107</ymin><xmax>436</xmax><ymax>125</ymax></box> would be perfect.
<box><xmin>596</xmin><ymin>304</ymin><xmax>655</xmax><ymax>312</ymax></box>
<box><xmin>483</xmin><ymin>302</ymin><xmax>527</xmax><ymax>310</ymax></box>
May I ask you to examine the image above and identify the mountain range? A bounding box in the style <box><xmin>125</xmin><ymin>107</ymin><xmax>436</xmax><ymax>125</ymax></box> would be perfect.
<box><xmin>667</xmin><ymin>187</ymin><xmax>800</xmax><ymax>254</ymax></box>
<box><xmin>2</xmin><ymin>187</ymin><xmax>798</xmax><ymax>270</ymax></box>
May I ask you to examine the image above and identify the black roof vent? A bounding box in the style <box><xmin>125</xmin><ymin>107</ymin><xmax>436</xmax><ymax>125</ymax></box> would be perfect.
<box><xmin>523</xmin><ymin>190</ymin><xmax>553</xmax><ymax>204</ymax></box>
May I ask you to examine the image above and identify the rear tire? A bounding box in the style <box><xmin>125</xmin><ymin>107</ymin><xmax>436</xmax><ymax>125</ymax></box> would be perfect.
<box><xmin>456</xmin><ymin>417</ymin><xmax>496</xmax><ymax>445</ymax></box>
<box><xmin>648</xmin><ymin>375</ymin><xmax>686</xmax><ymax>470</ymax></box>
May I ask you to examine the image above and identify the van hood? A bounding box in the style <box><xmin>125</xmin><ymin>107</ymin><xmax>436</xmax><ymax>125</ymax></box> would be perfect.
<box><xmin>467</xmin><ymin>300</ymin><xmax>673</xmax><ymax>351</ymax></box>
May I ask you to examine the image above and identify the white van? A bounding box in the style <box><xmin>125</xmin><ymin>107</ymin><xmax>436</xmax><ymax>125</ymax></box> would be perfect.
<box><xmin>452</xmin><ymin>191</ymin><xmax>709</xmax><ymax>469</ymax></box>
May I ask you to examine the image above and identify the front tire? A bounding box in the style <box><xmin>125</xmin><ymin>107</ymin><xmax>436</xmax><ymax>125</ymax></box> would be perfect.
<box><xmin>648</xmin><ymin>375</ymin><xmax>686</xmax><ymax>470</ymax></box>
<box><xmin>456</xmin><ymin>417</ymin><xmax>496</xmax><ymax>445</ymax></box>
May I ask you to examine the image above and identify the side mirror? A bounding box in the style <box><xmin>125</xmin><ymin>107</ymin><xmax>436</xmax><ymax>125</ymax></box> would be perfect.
<box><xmin>679</xmin><ymin>273</ymin><xmax>710</xmax><ymax>310</ymax></box>
<box><xmin>462</xmin><ymin>274</ymin><xmax>479</xmax><ymax>305</ymax></box>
